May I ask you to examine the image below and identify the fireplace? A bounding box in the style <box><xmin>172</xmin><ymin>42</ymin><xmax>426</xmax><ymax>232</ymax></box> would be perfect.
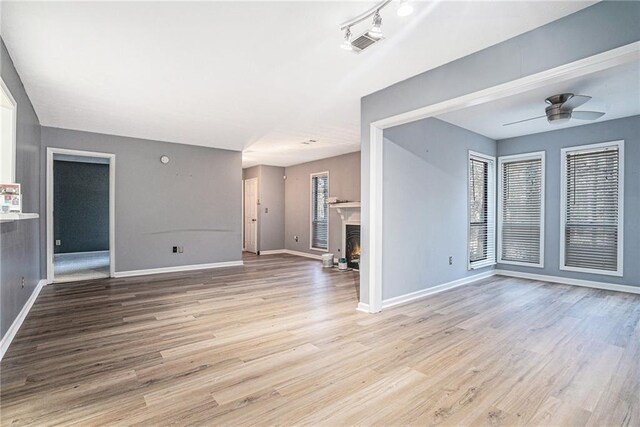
<box><xmin>329</xmin><ymin>202</ymin><xmax>361</xmax><ymax>272</ymax></box>
<box><xmin>345</xmin><ymin>224</ymin><xmax>361</xmax><ymax>270</ymax></box>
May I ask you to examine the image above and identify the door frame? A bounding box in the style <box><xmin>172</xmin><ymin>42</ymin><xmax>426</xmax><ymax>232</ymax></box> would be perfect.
<box><xmin>364</xmin><ymin>42</ymin><xmax>639</xmax><ymax>313</ymax></box>
<box><xmin>243</xmin><ymin>177</ymin><xmax>258</xmax><ymax>253</ymax></box>
<box><xmin>46</xmin><ymin>147</ymin><xmax>116</xmax><ymax>283</ymax></box>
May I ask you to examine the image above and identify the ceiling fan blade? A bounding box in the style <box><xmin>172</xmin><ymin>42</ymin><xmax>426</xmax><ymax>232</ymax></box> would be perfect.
<box><xmin>503</xmin><ymin>115</ymin><xmax>546</xmax><ymax>126</ymax></box>
<box><xmin>571</xmin><ymin>111</ymin><xmax>605</xmax><ymax>120</ymax></box>
<box><xmin>561</xmin><ymin>94</ymin><xmax>591</xmax><ymax>110</ymax></box>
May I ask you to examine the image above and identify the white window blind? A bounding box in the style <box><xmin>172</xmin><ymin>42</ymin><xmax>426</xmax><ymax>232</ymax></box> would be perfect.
<box><xmin>468</xmin><ymin>153</ymin><xmax>495</xmax><ymax>269</ymax></box>
<box><xmin>498</xmin><ymin>153</ymin><xmax>544</xmax><ymax>267</ymax></box>
<box><xmin>561</xmin><ymin>142</ymin><xmax>623</xmax><ymax>276</ymax></box>
<box><xmin>311</xmin><ymin>172</ymin><xmax>329</xmax><ymax>250</ymax></box>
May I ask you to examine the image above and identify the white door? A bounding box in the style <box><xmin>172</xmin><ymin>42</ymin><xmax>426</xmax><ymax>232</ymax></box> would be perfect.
<box><xmin>244</xmin><ymin>178</ymin><xmax>258</xmax><ymax>253</ymax></box>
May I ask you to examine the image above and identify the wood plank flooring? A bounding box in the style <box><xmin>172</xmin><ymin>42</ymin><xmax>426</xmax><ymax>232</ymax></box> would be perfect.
<box><xmin>1</xmin><ymin>253</ymin><xmax>639</xmax><ymax>426</ymax></box>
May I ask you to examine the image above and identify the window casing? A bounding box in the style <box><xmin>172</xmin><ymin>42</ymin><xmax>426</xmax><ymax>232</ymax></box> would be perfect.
<box><xmin>468</xmin><ymin>152</ymin><xmax>495</xmax><ymax>270</ymax></box>
<box><xmin>310</xmin><ymin>171</ymin><xmax>329</xmax><ymax>251</ymax></box>
<box><xmin>0</xmin><ymin>77</ymin><xmax>17</xmax><ymax>184</ymax></box>
<box><xmin>560</xmin><ymin>141</ymin><xmax>624</xmax><ymax>276</ymax></box>
<box><xmin>498</xmin><ymin>152</ymin><xmax>545</xmax><ymax>268</ymax></box>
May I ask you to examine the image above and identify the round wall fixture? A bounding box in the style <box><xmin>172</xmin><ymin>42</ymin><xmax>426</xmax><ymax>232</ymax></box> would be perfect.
<box><xmin>160</xmin><ymin>155</ymin><xmax>170</xmax><ymax>164</ymax></box>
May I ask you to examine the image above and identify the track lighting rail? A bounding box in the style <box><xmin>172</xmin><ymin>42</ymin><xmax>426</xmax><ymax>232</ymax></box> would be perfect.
<box><xmin>339</xmin><ymin>0</ymin><xmax>392</xmax><ymax>30</ymax></box>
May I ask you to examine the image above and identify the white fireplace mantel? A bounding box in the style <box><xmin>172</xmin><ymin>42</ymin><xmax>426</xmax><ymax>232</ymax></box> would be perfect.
<box><xmin>329</xmin><ymin>202</ymin><xmax>361</xmax><ymax>223</ymax></box>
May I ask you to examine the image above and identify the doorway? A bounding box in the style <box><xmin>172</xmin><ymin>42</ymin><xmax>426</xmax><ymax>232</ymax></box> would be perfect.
<box><xmin>244</xmin><ymin>177</ymin><xmax>258</xmax><ymax>253</ymax></box>
<box><xmin>47</xmin><ymin>148</ymin><xmax>115</xmax><ymax>283</ymax></box>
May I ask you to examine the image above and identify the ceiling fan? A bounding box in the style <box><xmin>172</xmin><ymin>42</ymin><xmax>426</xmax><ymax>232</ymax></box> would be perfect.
<box><xmin>503</xmin><ymin>93</ymin><xmax>605</xmax><ymax>126</ymax></box>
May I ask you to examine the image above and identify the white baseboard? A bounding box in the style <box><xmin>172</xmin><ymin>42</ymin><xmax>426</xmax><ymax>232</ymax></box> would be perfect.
<box><xmin>282</xmin><ymin>250</ymin><xmax>323</xmax><ymax>260</ymax></box>
<box><xmin>0</xmin><ymin>279</ymin><xmax>46</xmax><ymax>361</ymax></box>
<box><xmin>356</xmin><ymin>302</ymin><xmax>371</xmax><ymax>313</ymax></box>
<box><xmin>381</xmin><ymin>270</ymin><xmax>496</xmax><ymax>310</ymax></box>
<box><xmin>494</xmin><ymin>269</ymin><xmax>640</xmax><ymax>295</ymax></box>
<box><xmin>259</xmin><ymin>249</ymin><xmax>286</xmax><ymax>255</ymax></box>
<box><xmin>113</xmin><ymin>261</ymin><xmax>244</xmax><ymax>278</ymax></box>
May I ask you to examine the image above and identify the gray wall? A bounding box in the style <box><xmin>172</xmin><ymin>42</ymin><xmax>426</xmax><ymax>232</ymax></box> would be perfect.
<box><xmin>284</xmin><ymin>152</ymin><xmax>360</xmax><ymax>257</ymax></box>
<box><xmin>41</xmin><ymin>127</ymin><xmax>242</xmax><ymax>273</ymax></box>
<box><xmin>242</xmin><ymin>165</ymin><xmax>285</xmax><ymax>252</ymax></box>
<box><xmin>360</xmin><ymin>1</ymin><xmax>640</xmax><ymax>305</ymax></box>
<box><xmin>383</xmin><ymin>118</ymin><xmax>496</xmax><ymax>300</ymax></box>
<box><xmin>0</xmin><ymin>39</ymin><xmax>41</xmax><ymax>339</ymax></box>
<box><xmin>258</xmin><ymin>165</ymin><xmax>285</xmax><ymax>251</ymax></box>
<box><xmin>53</xmin><ymin>160</ymin><xmax>109</xmax><ymax>254</ymax></box>
<box><xmin>497</xmin><ymin>116</ymin><xmax>640</xmax><ymax>287</ymax></box>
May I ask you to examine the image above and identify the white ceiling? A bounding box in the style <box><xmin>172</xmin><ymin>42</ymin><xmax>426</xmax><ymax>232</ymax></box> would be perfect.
<box><xmin>1</xmin><ymin>1</ymin><xmax>596</xmax><ymax>167</ymax></box>
<box><xmin>437</xmin><ymin>60</ymin><xmax>640</xmax><ymax>140</ymax></box>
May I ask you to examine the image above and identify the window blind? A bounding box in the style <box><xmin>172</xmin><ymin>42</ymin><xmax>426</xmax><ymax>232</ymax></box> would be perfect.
<box><xmin>563</xmin><ymin>145</ymin><xmax>621</xmax><ymax>273</ymax></box>
<box><xmin>499</xmin><ymin>156</ymin><xmax>543</xmax><ymax>266</ymax></box>
<box><xmin>311</xmin><ymin>173</ymin><xmax>329</xmax><ymax>250</ymax></box>
<box><xmin>468</xmin><ymin>154</ymin><xmax>495</xmax><ymax>269</ymax></box>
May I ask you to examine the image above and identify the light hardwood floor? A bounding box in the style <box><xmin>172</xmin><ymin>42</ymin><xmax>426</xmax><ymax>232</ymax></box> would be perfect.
<box><xmin>1</xmin><ymin>253</ymin><xmax>639</xmax><ymax>426</ymax></box>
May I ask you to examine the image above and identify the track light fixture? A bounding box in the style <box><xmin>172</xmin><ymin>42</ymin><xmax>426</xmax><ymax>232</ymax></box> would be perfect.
<box><xmin>339</xmin><ymin>0</ymin><xmax>414</xmax><ymax>53</ymax></box>
<box><xmin>368</xmin><ymin>11</ymin><xmax>383</xmax><ymax>39</ymax></box>
<box><xmin>397</xmin><ymin>0</ymin><xmax>414</xmax><ymax>17</ymax></box>
<box><xmin>340</xmin><ymin>27</ymin><xmax>353</xmax><ymax>51</ymax></box>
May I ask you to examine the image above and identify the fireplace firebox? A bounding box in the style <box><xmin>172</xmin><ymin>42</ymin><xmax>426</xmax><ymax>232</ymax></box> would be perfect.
<box><xmin>345</xmin><ymin>224</ymin><xmax>361</xmax><ymax>270</ymax></box>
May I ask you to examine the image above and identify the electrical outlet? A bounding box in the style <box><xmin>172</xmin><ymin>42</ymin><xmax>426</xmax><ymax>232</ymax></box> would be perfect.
<box><xmin>265</xmin><ymin>207</ymin><xmax>268</xmax><ymax>213</ymax></box>
<box><xmin>55</xmin><ymin>240</ymin><xmax>61</xmax><ymax>246</ymax></box>
<box><xmin>449</xmin><ymin>256</ymin><xmax>453</xmax><ymax>265</ymax></box>
<box><xmin>172</xmin><ymin>246</ymin><xmax>178</xmax><ymax>253</ymax></box>
<box><xmin>294</xmin><ymin>235</ymin><xmax>298</xmax><ymax>242</ymax></box>
<box><xmin>178</xmin><ymin>246</ymin><xmax>184</xmax><ymax>253</ymax></box>
<box><xmin>21</xmin><ymin>276</ymin><xmax>25</xmax><ymax>288</ymax></box>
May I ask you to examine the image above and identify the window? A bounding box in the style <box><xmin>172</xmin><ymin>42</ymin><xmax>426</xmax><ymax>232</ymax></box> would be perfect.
<box><xmin>498</xmin><ymin>152</ymin><xmax>545</xmax><ymax>267</ymax></box>
<box><xmin>561</xmin><ymin>141</ymin><xmax>623</xmax><ymax>276</ymax></box>
<box><xmin>1</xmin><ymin>77</ymin><xmax>17</xmax><ymax>183</ymax></box>
<box><xmin>468</xmin><ymin>152</ymin><xmax>495</xmax><ymax>269</ymax></box>
<box><xmin>310</xmin><ymin>171</ymin><xmax>329</xmax><ymax>251</ymax></box>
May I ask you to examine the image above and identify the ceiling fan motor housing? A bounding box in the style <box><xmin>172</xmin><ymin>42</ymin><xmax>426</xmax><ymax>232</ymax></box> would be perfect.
<box><xmin>545</xmin><ymin>93</ymin><xmax>573</xmax><ymax>124</ymax></box>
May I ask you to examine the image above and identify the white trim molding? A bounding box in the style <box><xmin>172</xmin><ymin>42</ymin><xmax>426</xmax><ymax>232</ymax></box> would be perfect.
<box><xmin>282</xmin><ymin>249</ymin><xmax>323</xmax><ymax>260</ymax></box>
<box><xmin>467</xmin><ymin>151</ymin><xmax>496</xmax><ymax>271</ymax></box>
<box><xmin>113</xmin><ymin>261</ymin><xmax>244</xmax><ymax>278</ymax></box>
<box><xmin>382</xmin><ymin>270</ymin><xmax>495</xmax><ymax>310</ymax></box>
<box><xmin>46</xmin><ymin>147</ymin><xmax>116</xmax><ymax>284</ymax></box>
<box><xmin>258</xmin><ymin>249</ymin><xmax>326</xmax><ymax>260</ymax></box>
<box><xmin>498</xmin><ymin>151</ymin><xmax>546</xmax><ymax>269</ymax></box>
<box><xmin>495</xmin><ymin>270</ymin><xmax>639</xmax><ymax>295</ymax></box>
<box><xmin>259</xmin><ymin>249</ymin><xmax>286</xmax><ymax>255</ymax></box>
<box><xmin>560</xmin><ymin>140</ymin><xmax>624</xmax><ymax>277</ymax></box>
<box><xmin>356</xmin><ymin>302</ymin><xmax>371</xmax><ymax>313</ymax></box>
<box><xmin>0</xmin><ymin>76</ymin><xmax>18</xmax><ymax>184</ymax></box>
<box><xmin>0</xmin><ymin>279</ymin><xmax>46</xmax><ymax>361</ymax></box>
<box><xmin>363</xmin><ymin>42</ymin><xmax>639</xmax><ymax>314</ymax></box>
